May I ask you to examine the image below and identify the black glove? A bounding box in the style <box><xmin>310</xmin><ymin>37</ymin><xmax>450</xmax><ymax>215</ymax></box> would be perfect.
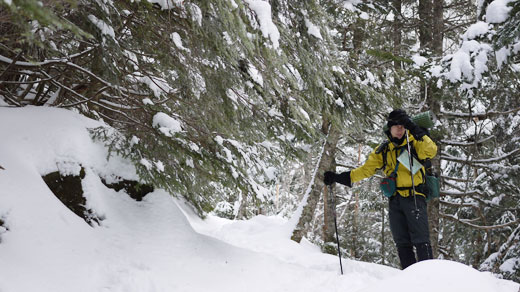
<box><xmin>400</xmin><ymin>116</ymin><xmax>427</xmax><ymax>140</ymax></box>
<box><xmin>324</xmin><ymin>171</ymin><xmax>336</xmax><ymax>185</ymax></box>
<box><xmin>324</xmin><ymin>171</ymin><xmax>352</xmax><ymax>187</ymax></box>
<box><xmin>399</xmin><ymin>115</ymin><xmax>414</xmax><ymax>130</ymax></box>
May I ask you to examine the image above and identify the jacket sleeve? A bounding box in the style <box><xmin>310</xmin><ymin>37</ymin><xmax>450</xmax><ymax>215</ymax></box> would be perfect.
<box><xmin>350</xmin><ymin>148</ymin><xmax>384</xmax><ymax>184</ymax></box>
<box><xmin>414</xmin><ymin>135</ymin><xmax>437</xmax><ymax>160</ymax></box>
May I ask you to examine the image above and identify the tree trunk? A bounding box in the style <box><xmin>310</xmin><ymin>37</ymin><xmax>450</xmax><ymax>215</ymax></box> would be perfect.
<box><xmin>352</xmin><ymin>191</ymin><xmax>359</xmax><ymax>258</ymax></box>
<box><xmin>381</xmin><ymin>199</ymin><xmax>386</xmax><ymax>265</ymax></box>
<box><xmin>392</xmin><ymin>0</ymin><xmax>402</xmax><ymax>71</ymax></box>
<box><xmin>322</xmin><ymin>123</ymin><xmax>341</xmax><ymax>246</ymax></box>
<box><xmin>421</xmin><ymin>0</ymin><xmax>444</xmax><ymax>258</ymax></box>
<box><xmin>292</xmin><ymin>119</ymin><xmax>339</xmax><ymax>243</ymax></box>
<box><xmin>323</xmin><ymin>185</ymin><xmax>337</xmax><ymax>245</ymax></box>
<box><xmin>432</xmin><ymin>0</ymin><xmax>444</xmax><ymax>56</ymax></box>
<box><xmin>418</xmin><ymin>0</ymin><xmax>433</xmax><ymax>101</ymax></box>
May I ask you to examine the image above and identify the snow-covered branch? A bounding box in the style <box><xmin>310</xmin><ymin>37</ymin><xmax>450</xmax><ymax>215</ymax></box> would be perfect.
<box><xmin>480</xmin><ymin>224</ymin><xmax>520</xmax><ymax>273</ymax></box>
<box><xmin>439</xmin><ymin>200</ymin><xmax>478</xmax><ymax>208</ymax></box>
<box><xmin>441</xmin><ymin>175</ymin><xmax>471</xmax><ymax>183</ymax></box>
<box><xmin>440</xmin><ymin>135</ymin><xmax>495</xmax><ymax>147</ymax></box>
<box><xmin>439</xmin><ymin>107</ymin><xmax>520</xmax><ymax>119</ymax></box>
<box><xmin>441</xmin><ymin>213</ymin><xmax>519</xmax><ymax>230</ymax></box>
<box><xmin>441</xmin><ymin>148</ymin><xmax>520</xmax><ymax>164</ymax></box>
<box><xmin>0</xmin><ymin>46</ymin><xmax>97</xmax><ymax>68</ymax></box>
<box><xmin>440</xmin><ymin>189</ymin><xmax>484</xmax><ymax>197</ymax></box>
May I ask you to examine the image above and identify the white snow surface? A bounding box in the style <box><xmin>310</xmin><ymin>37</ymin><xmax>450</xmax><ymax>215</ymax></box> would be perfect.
<box><xmin>0</xmin><ymin>106</ymin><xmax>518</xmax><ymax>292</ymax></box>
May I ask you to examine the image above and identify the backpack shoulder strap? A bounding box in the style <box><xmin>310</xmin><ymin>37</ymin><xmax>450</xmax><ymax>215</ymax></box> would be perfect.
<box><xmin>375</xmin><ymin>140</ymin><xmax>389</xmax><ymax>154</ymax></box>
<box><xmin>375</xmin><ymin>141</ymin><xmax>390</xmax><ymax>171</ymax></box>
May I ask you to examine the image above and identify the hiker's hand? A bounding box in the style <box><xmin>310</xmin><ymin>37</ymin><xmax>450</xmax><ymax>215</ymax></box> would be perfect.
<box><xmin>325</xmin><ymin>171</ymin><xmax>352</xmax><ymax>187</ymax></box>
<box><xmin>336</xmin><ymin>171</ymin><xmax>352</xmax><ymax>187</ymax></box>
<box><xmin>324</xmin><ymin>171</ymin><xmax>336</xmax><ymax>185</ymax></box>
<box><xmin>399</xmin><ymin>114</ymin><xmax>414</xmax><ymax>129</ymax></box>
<box><xmin>401</xmin><ymin>116</ymin><xmax>427</xmax><ymax>140</ymax></box>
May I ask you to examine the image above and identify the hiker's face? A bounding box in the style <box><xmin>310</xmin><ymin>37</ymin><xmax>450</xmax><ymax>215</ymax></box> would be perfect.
<box><xmin>390</xmin><ymin>124</ymin><xmax>405</xmax><ymax>139</ymax></box>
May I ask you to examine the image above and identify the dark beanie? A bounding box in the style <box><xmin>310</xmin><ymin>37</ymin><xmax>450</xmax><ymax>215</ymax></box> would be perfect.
<box><xmin>387</xmin><ymin>109</ymin><xmax>407</xmax><ymax>128</ymax></box>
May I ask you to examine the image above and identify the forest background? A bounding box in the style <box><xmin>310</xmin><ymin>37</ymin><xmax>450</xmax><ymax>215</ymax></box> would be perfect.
<box><xmin>1</xmin><ymin>0</ymin><xmax>519</xmax><ymax>282</ymax></box>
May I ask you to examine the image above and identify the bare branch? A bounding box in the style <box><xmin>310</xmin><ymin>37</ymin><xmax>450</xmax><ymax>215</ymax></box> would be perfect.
<box><xmin>59</xmin><ymin>86</ymin><xmax>109</xmax><ymax>108</ymax></box>
<box><xmin>0</xmin><ymin>74</ymin><xmax>56</xmax><ymax>85</ymax></box>
<box><xmin>0</xmin><ymin>51</ymin><xmax>23</xmax><ymax>81</ymax></box>
<box><xmin>0</xmin><ymin>89</ymin><xmax>22</xmax><ymax>106</ymax></box>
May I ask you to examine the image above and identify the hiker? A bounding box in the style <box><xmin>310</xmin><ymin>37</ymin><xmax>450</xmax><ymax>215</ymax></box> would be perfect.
<box><xmin>323</xmin><ymin>109</ymin><xmax>438</xmax><ymax>269</ymax></box>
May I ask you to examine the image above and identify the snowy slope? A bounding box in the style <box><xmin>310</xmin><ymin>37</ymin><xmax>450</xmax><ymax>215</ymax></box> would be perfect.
<box><xmin>0</xmin><ymin>107</ymin><xmax>518</xmax><ymax>292</ymax></box>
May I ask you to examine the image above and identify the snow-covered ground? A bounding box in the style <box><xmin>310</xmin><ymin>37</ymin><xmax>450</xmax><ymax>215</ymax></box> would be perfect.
<box><xmin>0</xmin><ymin>107</ymin><xmax>518</xmax><ymax>292</ymax></box>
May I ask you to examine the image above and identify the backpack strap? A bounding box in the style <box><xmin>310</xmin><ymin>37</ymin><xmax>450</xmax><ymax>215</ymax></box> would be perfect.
<box><xmin>375</xmin><ymin>141</ymin><xmax>390</xmax><ymax>171</ymax></box>
<box><xmin>389</xmin><ymin>151</ymin><xmax>401</xmax><ymax>178</ymax></box>
<box><xmin>376</xmin><ymin>140</ymin><xmax>426</xmax><ymax>182</ymax></box>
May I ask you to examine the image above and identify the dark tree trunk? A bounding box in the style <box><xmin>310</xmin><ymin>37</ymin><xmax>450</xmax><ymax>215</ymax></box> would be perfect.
<box><xmin>420</xmin><ymin>0</ymin><xmax>444</xmax><ymax>259</ymax></box>
<box><xmin>392</xmin><ymin>0</ymin><xmax>403</xmax><ymax>71</ymax></box>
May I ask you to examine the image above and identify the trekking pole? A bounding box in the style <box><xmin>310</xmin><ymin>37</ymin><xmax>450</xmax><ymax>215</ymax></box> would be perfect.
<box><xmin>328</xmin><ymin>184</ymin><xmax>344</xmax><ymax>275</ymax></box>
<box><xmin>405</xmin><ymin>130</ymin><xmax>420</xmax><ymax>218</ymax></box>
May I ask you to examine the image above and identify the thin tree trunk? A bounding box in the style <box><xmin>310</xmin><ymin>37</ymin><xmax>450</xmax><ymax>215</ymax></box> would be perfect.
<box><xmin>432</xmin><ymin>0</ymin><xmax>444</xmax><ymax>55</ymax></box>
<box><xmin>322</xmin><ymin>122</ymin><xmax>340</xmax><ymax>246</ymax></box>
<box><xmin>392</xmin><ymin>0</ymin><xmax>402</xmax><ymax>71</ymax></box>
<box><xmin>352</xmin><ymin>191</ymin><xmax>359</xmax><ymax>258</ymax></box>
<box><xmin>292</xmin><ymin>119</ymin><xmax>339</xmax><ymax>243</ymax></box>
<box><xmin>381</xmin><ymin>199</ymin><xmax>386</xmax><ymax>264</ymax></box>
<box><xmin>418</xmin><ymin>0</ymin><xmax>433</xmax><ymax>102</ymax></box>
<box><xmin>423</xmin><ymin>0</ymin><xmax>444</xmax><ymax>258</ymax></box>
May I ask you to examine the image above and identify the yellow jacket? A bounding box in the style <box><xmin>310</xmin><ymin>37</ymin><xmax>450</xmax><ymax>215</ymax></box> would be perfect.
<box><xmin>350</xmin><ymin>133</ymin><xmax>437</xmax><ymax>197</ymax></box>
